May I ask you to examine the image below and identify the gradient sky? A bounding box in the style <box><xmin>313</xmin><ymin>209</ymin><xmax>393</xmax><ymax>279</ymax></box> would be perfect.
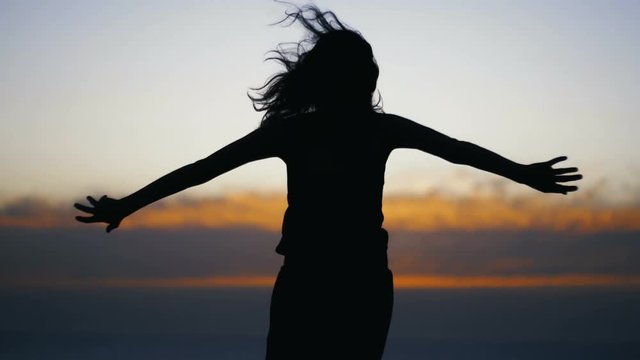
<box><xmin>2</xmin><ymin>5</ymin><xmax>640</xmax><ymax>355</ymax></box>
<box><xmin>1</xmin><ymin>0</ymin><xmax>639</xmax><ymax>205</ymax></box>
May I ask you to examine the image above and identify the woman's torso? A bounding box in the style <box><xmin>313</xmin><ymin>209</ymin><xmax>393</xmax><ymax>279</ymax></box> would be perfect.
<box><xmin>273</xmin><ymin>110</ymin><xmax>393</xmax><ymax>262</ymax></box>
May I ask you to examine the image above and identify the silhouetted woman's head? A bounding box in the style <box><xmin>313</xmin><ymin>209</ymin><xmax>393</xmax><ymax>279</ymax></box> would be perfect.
<box><xmin>250</xmin><ymin>4</ymin><xmax>381</xmax><ymax>126</ymax></box>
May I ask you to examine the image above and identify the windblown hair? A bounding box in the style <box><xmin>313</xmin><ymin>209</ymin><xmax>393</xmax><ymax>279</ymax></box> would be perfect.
<box><xmin>249</xmin><ymin>4</ymin><xmax>382</xmax><ymax>126</ymax></box>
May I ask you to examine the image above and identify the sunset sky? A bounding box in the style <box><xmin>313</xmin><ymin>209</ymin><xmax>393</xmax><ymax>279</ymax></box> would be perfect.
<box><xmin>1</xmin><ymin>0</ymin><xmax>638</xmax><ymax>204</ymax></box>
<box><xmin>1</xmin><ymin>2</ymin><xmax>639</xmax><ymax>358</ymax></box>
<box><xmin>1</xmin><ymin>0</ymin><xmax>639</xmax><ymax>283</ymax></box>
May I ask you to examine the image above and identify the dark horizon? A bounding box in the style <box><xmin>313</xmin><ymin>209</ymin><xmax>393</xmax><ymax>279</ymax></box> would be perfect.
<box><xmin>2</xmin><ymin>286</ymin><xmax>639</xmax><ymax>359</ymax></box>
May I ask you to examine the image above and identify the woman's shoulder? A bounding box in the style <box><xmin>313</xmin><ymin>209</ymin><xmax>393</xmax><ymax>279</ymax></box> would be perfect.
<box><xmin>261</xmin><ymin>110</ymin><xmax>406</xmax><ymax>132</ymax></box>
<box><xmin>374</xmin><ymin>112</ymin><xmax>407</xmax><ymax>122</ymax></box>
<box><xmin>261</xmin><ymin>112</ymin><xmax>313</xmax><ymax>128</ymax></box>
<box><xmin>373</xmin><ymin>113</ymin><xmax>428</xmax><ymax>132</ymax></box>
<box><xmin>368</xmin><ymin>112</ymin><xmax>413</xmax><ymax>132</ymax></box>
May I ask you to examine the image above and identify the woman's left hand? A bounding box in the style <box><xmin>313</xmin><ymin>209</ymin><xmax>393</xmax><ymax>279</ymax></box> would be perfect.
<box><xmin>520</xmin><ymin>156</ymin><xmax>582</xmax><ymax>195</ymax></box>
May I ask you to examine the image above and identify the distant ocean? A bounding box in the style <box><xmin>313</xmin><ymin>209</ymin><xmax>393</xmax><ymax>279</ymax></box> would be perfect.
<box><xmin>1</xmin><ymin>287</ymin><xmax>639</xmax><ymax>359</ymax></box>
<box><xmin>2</xmin><ymin>333</ymin><xmax>639</xmax><ymax>360</ymax></box>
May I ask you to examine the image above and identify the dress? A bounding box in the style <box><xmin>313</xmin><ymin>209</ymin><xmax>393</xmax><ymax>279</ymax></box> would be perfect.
<box><xmin>264</xmin><ymin>110</ymin><xmax>395</xmax><ymax>359</ymax></box>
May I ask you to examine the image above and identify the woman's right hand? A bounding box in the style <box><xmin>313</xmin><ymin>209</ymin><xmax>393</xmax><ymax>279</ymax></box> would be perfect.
<box><xmin>74</xmin><ymin>195</ymin><xmax>126</xmax><ymax>233</ymax></box>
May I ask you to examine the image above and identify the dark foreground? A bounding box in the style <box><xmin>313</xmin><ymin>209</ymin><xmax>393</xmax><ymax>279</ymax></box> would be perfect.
<box><xmin>1</xmin><ymin>287</ymin><xmax>639</xmax><ymax>359</ymax></box>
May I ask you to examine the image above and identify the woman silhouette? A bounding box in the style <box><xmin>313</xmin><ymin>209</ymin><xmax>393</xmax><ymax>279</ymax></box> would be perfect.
<box><xmin>74</xmin><ymin>5</ymin><xmax>581</xmax><ymax>359</ymax></box>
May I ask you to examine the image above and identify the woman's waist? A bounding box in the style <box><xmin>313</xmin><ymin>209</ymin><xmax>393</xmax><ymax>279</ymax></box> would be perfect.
<box><xmin>276</xmin><ymin>228</ymin><xmax>389</xmax><ymax>268</ymax></box>
<box><xmin>282</xmin><ymin>250</ymin><xmax>389</xmax><ymax>271</ymax></box>
<box><xmin>282</xmin><ymin>204</ymin><xmax>384</xmax><ymax>227</ymax></box>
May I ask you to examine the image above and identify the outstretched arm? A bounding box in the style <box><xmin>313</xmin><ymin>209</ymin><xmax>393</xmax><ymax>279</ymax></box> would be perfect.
<box><xmin>386</xmin><ymin>114</ymin><xmax>582</xmax><ymax>194</ymax></box>
<box><xmin>74</xmin><ymin>125</ymin><xmax>281</xmax><ymax>232</ymax></box>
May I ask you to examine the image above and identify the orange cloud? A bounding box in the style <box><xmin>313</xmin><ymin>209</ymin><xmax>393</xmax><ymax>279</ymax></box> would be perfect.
<box><xmin>7</xmin><ymin>274</ymin><xmax>640</xmax><ymax>289</ymax></box>
<box><xmin>123</xmin><ymin>194</ymin><xmax>287</xmax><ymax>231</ymax></box>
<box><xmin>382</xmin><ymin>193</ymin><xmax>640</xmax><ymax>232</ymax></box>
<box><xmin>104</xmin><ymin>193</ymin><xmax>640</xmax><ymax>233</ymax></box>
<box><xmin>392</xmin><ymin>274</ymin><xmax>640</xmax><ymax>289</ymax></box>
<box><xmin>2</xmin><ymin>191</ymin><xmax>640</xmax><ymax>232</ymax></box>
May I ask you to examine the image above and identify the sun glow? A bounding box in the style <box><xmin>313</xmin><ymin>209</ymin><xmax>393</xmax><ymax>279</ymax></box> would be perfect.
<box><xmin>2</xmin><ymin>192</ymin><xmax>639</xmax><ymax>232</ymax></box>
<box><xmin>9</xmin><ymin>274</ymin><xmax>640</xmax><ymax>290</ymax></box>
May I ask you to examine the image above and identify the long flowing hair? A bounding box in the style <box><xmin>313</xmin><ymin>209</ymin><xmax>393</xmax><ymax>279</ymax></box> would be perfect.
<box><xmin>249</xmin><ymin>4</ymin><xmax>383</xmax><ymax>126</ymax></box>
